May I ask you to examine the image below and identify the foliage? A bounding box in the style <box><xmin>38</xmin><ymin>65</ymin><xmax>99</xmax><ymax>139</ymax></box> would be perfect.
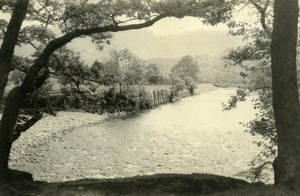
<box><xmin>222</xmin><ymin>0</ymin><xmax>278</xmax><ymax>182</ymax></box>
<box><xmin>171</xmin><ymin>76</ymin><xmax>185</xmax><ymax>96</ymax></box>
<box><xmin>52</xmin><ymin>49</ymin><xmax>92</xmax><ymax>93</ymax></box>
<box><xmin>145</xmin><ymin>63</ymin><xmax>162</xmax><ymax>85</ymax></box>
<box><xmin>60</xmin><ymin>87</ymin><xmax>104</xmax><ymax>114</ymax></box>
<box><xmin>184</xmin><ymin>76</ymin><xmax>197</xmax><ymax>95</ymax></box>
<box><xmin>170</xmin><ymin>56</ymin><xmax>199</xmax><ymax>96</ymax></box>
<box><xmin>90</xmin><ymin>61</ymin><xmax>117</xmax><ymax>85</ymax></box>
<box><xmin>102</xmin><ymin>86</ymin><xmax>152</xmax><ymax>114</ymax></box>
<box><xmin>171</xmin><ymin>55</ymin><xmax>199</xmax><ymax>82</ymax></box>
<box><xmin>91</xmin><ymin>49</ymin><xmax>146</xmax><ymax>92</ymax></box>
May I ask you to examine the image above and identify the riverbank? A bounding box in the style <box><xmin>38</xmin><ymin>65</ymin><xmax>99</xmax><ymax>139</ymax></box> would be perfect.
<box><xmin>9</xmin><ymin>111</ymin><xmax>109</xmax><ymax>163</ymax></box>
<box><xmin>8</xmin><ymin>84</ymin><xmax>215</xmax><ymax>155</ymax></box>
<box><xmin>8</xmin><ymin>84</ymin><xmax>218</xmax><ymax>178</ymax></box>
<box><xmin>8</xmin><ymin>85</ymin><xmax>269</xmax><ymax>184</ymax></box>
<box><xmin>8</xmin><ymin>84</ymin><xmax>215</xmax><ymax>160</ymax></box>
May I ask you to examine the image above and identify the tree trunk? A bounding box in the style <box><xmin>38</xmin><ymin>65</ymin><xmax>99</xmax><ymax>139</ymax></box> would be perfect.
<box><xmin>0</xmin><ymin>72</ymin><xmax>8</xmax><ymax>107</ymax></box>
<box><xmin>271</xmin><ymin>0</ymin><xmax>300</xmax><ymax>189</ymax></box>
<box><xmin>0</xmin><ymin>0</ymin><xmax>29</xmax><ymax>104</ymax></box>
<box><xmin>0</xmin><ymin>88</ymin><xmax>22</xmax><ymax>181</ymax></box>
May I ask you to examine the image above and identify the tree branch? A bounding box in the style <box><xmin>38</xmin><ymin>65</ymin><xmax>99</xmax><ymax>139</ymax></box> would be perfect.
<box><xmin>249</xmin><ymin>0</ymin><xmax>271</xmax><ymax>37</ymax></box>
<box><xmin>17</xmin><ymin>13</ymin><xmax>170</xmax><ymax>98</ymax></box>
<box><xmin>249</xmin><ymin>86</ymin><xmax>271</xmax><ymax>92</ymax></box>
<box><xmin>12</xmin><ymin>113</ymin><xmax>43</xmax><ymax>142</ymax></box>
<box><xmin>28</xmin><ymin>71</ymin><xmax>49</xmax><ymax>93</ymax></box>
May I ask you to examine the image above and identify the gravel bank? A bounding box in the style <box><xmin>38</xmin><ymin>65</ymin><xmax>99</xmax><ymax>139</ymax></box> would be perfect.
<box><xmin>9</xmin><ymin>112</ymin><xmax>108</xmax><ymax>162</ymax></box>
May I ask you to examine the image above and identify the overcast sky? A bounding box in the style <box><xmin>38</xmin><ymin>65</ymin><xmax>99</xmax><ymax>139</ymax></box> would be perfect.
<box><xmin>146</xmin><ymin>17</ymin><xmax>228</xmax><ymax>36</ymax></box>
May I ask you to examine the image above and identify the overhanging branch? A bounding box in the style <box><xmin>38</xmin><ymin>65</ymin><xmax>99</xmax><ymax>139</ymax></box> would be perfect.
<box><xmin>17</xmin><ymin>13</ymin><xmax>170</xmax><ymax>98</ymax></box>
<box><xmin>12</xmin><ymin>113</ymin><xmax>43</xmax><ymax>142</ymax></box>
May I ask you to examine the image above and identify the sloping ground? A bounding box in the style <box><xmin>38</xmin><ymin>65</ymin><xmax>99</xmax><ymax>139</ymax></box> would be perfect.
<box><xmin>0</xmin><ymin>171</ymin><xmax>264</xmax><ymax>196</ymax></box>
<box><xmin>1</xmin><ymin>171</ymin><xmax>298</xmax><ymax>196</ymax></box>
<box><xmin>9</xmin><ymin>112</ymin><xmax>108</xmax><ymax>163</ymax></box>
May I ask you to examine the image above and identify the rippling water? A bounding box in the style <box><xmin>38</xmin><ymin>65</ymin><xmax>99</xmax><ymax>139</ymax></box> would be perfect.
<box><xmin>13</xmin><ymin>87</ymin><xmax>265</xmax><ymax>182</ymax></box>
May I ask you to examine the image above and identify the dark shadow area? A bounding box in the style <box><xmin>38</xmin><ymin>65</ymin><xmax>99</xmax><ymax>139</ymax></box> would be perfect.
<box><xmin>0</xmin><ymin>104</ymin><xmax>3</xmax><ymax>114</ymax></box>
<box><xmin>0</xmin><ymin>169</ymin><xmax>266</xmax><ymax>196</ymax></box>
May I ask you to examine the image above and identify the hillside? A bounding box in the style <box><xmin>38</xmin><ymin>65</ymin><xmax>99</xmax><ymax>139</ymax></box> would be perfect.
<box><xmin>67</xmin><ymin>29</ymin><xmax>242</xmax><ymax>65</ymax></box>
<box><xmin>146</xmin><ymin>52</ymin><xmax>245</xmax><ymax>86</ymax></box>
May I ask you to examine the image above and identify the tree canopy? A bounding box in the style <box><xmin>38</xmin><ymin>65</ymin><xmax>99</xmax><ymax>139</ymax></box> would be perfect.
<box><xmin>171</xmin><ymin>55</ymin><xmax>199</xmax><ymax>82</ymax></box>
<box><xmin>91</xmin><ymin>49</ymin><xmax>145</xmax><ymax>92</ymax></box>
<box><xmin>145</xmin><ymin>63</ymin><xmax>162</xmax><ymax>85</ymax></box>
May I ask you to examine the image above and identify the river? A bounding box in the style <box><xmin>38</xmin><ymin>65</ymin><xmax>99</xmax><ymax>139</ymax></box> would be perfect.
<box><xmin>11</xmin><ymin>86</ymin><xmax>266</xmax><ymax>182</ymax></box>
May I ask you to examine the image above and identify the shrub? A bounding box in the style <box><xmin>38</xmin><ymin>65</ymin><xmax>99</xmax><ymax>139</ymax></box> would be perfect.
<box><xmin>102</xmin><ymin>86</ymin><xmax>152</xmax><ymax>114</ymax></box>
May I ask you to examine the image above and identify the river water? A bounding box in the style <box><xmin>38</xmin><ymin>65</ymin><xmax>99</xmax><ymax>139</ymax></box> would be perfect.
<box><xmin>12</xmin><ymin>86</ymin><xmax>265</xmax><ymax>182</ymax></box>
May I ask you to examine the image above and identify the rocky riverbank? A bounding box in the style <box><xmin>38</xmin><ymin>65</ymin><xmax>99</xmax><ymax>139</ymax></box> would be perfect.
<box><xmin>9</xmin><ymin>111</ymin><xmax>108</xmax><ymax>163</ymax></box>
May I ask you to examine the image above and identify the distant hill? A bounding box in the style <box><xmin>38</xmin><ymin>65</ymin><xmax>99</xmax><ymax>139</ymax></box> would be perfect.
<box><xmin>146</xmin><ymin>52</ymin><xmax>245</xmax><ymax>86</ymax></box>
<box><xmin>67</xmin><ymin>29</ymin><xmax>242</xmax><ymax>65</ymax></box>
<box><xmin>146</xmin><ymin>57</ymin><xmax>179</xmax><ymax>76</ymax></box>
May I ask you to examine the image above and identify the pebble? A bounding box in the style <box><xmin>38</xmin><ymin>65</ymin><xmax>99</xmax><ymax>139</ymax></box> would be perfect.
<box><xmin>10</xmin><ymin>111</ymin><xmax>107</xmax><ymax>162</ymax></box>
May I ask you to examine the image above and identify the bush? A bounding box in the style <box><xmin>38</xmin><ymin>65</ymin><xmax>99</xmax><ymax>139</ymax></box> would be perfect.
<box><xmin>102</xmin><ymin>86</ymin><xmax>152</xmax><ymax>114</ymax></box>
<box><xmin>61</xmin><ymin>87</ymin><xmax>104</xmax><ymax>114</ymax></box>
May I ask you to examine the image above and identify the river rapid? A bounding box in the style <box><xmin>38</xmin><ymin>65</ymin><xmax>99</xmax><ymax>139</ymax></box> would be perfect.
<box><xmin>10</xmin><ymin>86</ymin><xmax>266</xmax><ymax>183</ymax></box>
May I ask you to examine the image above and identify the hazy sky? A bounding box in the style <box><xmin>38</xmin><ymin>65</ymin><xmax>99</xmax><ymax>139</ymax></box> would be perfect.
<box><xmin>146</xmin><ymin>17</ymin><xmax>228</xmax><ymax>36</ymax></box>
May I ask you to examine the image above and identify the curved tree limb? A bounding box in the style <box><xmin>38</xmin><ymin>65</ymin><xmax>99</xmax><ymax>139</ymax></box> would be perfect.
<box><xmin>17</xmin><ymin>13</ymin><xmax>170</xmax><ymax>98</ymax></box>
<box><xmin>249</xmin><ymin>0</ymin><xmax>272</xmax><ymax>37</ymax></box>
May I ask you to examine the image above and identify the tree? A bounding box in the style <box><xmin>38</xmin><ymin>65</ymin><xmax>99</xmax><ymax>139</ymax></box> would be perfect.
<box><xmin>271</xmin><ymin>0</ymin><xmax>300</xmax><ymax>188</ymax></box>
<box><xmin>90</xmin><ymin>60</ymin><xmax>116</xmax><ymax>86</ymax></box>
<box><xmin>184</xmin><ymin>76</ymin><xmax>197</xmax><ymax>95</ymax></box>
<box><xmin>54</xmin><ymin>49</ymin><xmax>91</xmax><ymax>94</ymax></box>
<box><xmin>171</xmin><ymin>56</ymin><xmax>199</xmax><ymax>95</ymax></box>
<box><xmin>171</xmin><ymin>55</ymin><xmax>199</xmax><ymax>82</ymax></box>
<box><xmin>102</xmin><ymin>49</ymin><xmax>145</xmax><ymax>92</ymax></box>
<box><xmin>145</xmin><ymin>63</ymin><xmax>162</xmax><ymax>85</ymax></box>
<box><xmin>0</xmin><ymin>0</ymin><xmax>233</xmax><ymax>181</ymax></box>
<box><xmin>170</xmin><ymin>75</ymin><xmax>185</xmax><ymax>96</ymax></box>
<box><xmin>224</xmin><ymin>0</ymin><xmax>300</xmax><ymax>188</ymax></box>
<box><xmin>0</xmin><ymin>0</ymin><xmax>30</xmax><ymax>181</ymax></box>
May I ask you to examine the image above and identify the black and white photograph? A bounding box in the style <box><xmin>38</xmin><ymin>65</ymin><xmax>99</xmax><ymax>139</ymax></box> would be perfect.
<box><xmin>0</xmin><ymin>0</ymin><xmax>300</xmax><ymax>195</ymax></box>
